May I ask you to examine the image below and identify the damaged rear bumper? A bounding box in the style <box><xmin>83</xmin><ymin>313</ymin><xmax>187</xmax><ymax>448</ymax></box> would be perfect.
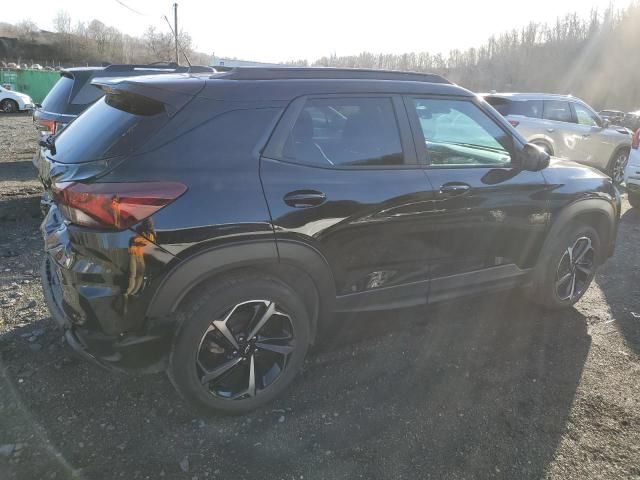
<box><xmin>41</xmin><ymin>256</ymin><xmax>173</xmax><ymax>374</ymax></box>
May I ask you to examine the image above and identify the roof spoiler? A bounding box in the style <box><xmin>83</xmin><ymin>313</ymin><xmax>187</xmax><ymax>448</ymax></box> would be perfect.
<box><xmin>92</xmin><ymin>75</ymin><xmax>206</xmax><ymax>117</ymax></box>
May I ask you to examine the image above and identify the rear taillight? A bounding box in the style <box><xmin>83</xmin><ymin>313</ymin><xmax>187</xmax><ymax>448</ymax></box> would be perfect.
<box><xmin>508</xmin><ymin>120</ymin><xmax>520</xmax><ymax>128</ymax></box>
<box><xmin>632</xmin><ymin>129</ymin><xmax>640</xmax><ymax>150</ymax></box>
<box><xmin>52</xmin><ymin>182</ymin><xmax>187</xmax><ymax>230</ymax></box>
<box><xmin>36</xmin><ymin>119</ymin><xmax>57</xmax><ymax>134</ymax></box>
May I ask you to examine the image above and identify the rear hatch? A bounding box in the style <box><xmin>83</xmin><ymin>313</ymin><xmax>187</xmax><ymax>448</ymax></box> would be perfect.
<box><xmin>36</xmin><ymin>73</ymin><xmax>205</xmax><ymax>230</ymax></box>
<box><xmin>34</xmin><ymin>70</ymin><xmax>99</xmax><ymax>134</ymax></box>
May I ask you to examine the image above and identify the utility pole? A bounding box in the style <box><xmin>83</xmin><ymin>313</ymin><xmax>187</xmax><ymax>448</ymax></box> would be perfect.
<box><xmin>173</xmin><ymin>3</ymin><xmax>179</xmax><ymax>65</ymax></box>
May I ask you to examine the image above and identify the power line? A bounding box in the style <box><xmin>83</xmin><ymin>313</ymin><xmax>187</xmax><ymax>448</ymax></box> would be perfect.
<box><xmin>114</xmin><ymin>0</ymin><xmax>151</xmax><ymax>17</ymax></box>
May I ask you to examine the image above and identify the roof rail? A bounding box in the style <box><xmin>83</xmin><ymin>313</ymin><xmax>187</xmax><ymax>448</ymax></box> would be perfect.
<box><xmin>104</xmin><ymin>63</ymin><xmax>213</xmax><ymax>73</ymax></box>
<box><xmin>215</xmin><ymin>67</ymin><xmax>451</xmax><ymax>84</ymax></box>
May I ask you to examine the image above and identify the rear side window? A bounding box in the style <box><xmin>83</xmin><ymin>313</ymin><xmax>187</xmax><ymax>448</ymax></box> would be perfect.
<box><xmin>50</xmin><ymin>92</ymin><xmax>168</xmax><ymax>164</ymax></box>
<box><xmin>543</xmin><ymin>101</ymin><xmax>573</xmax><ymax>123</ymax></box>
<box><xmin>71</xmin><ymin>82</ymin><xmax>104</xmax><ymax>105</ymax></box>
<box><xmin>281</xmin><ymin>97</ymin><xmax>404</xmax><ymax>167</ymax></box>
<box><xmin>41</xmin><ymin>75</ymin><xmax>74</xmax><ymax>112</ymax></box>
<box><xmin>485</xmin><ymin>98</ymin><xmax>542</xmax><ymax>119</ymax></box>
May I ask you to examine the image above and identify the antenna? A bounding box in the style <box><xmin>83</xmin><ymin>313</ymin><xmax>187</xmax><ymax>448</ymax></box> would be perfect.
<box><xmin>173</xmin><ymin>3</ymin><xmax>178</xmax><ymax>65</ymax></box>
<box><xmin>163</xmin><ymin>14</ymin><xmax>191</xmax><ymax>67</ymax></box>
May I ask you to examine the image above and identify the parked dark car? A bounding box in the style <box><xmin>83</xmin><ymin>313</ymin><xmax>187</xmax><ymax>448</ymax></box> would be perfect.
<box><xmin>599</xmin><ymin>109</ymin><xmax>626</xmax><ymax>126</ymax></box>
<box><xmin>35</xmin><ymin>68</ymin><xmax>621</xmax><ymax>414</ymax></box>
<box><xmin>33</xmin><ymin>62</ymin><xmax>213</xmax><ymax>135</ymax></box>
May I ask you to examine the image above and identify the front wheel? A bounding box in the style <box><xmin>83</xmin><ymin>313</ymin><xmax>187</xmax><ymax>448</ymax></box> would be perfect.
<box><xmin>168</xmin><ymin>273</ymin><xmax>310</xmax><ymax>414</ymax></box>
<box><xmin>532</xmin><ymin>222</ymin><xmax>601</xmax><ymax>309</ymax></box>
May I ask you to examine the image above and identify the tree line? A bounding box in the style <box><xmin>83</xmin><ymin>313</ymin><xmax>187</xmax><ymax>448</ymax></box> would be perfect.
<box><xmin>2</xmin><ymin>3</ymin><xmax>639</xmax><ymax>110</ymax></box>
<box><xmin>0</xmin><ymin>10</ymin><xmax>210</xmax><ymax>67</ymax></box>
<box><xmin>310</xmin><ymin>3</ymin><xmax>640</xmax><ymax>110</ymax></box>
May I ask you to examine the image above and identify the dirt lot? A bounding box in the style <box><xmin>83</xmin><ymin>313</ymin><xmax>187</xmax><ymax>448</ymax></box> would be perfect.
<box><xmin>0</xmin><ymin>113</ymin><xmax>638</xmax><ymax>480</ymax></box>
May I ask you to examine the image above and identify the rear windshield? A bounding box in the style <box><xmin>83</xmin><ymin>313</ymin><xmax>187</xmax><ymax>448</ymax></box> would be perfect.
<box><xmin>41</xmin><ymin>75</ymin><xmax>74</xmax><ymax>113</ymax></box>
<box><xmin>485</xmin><ymin>97</ymin><xmax>543</xmax><ymax>119</ymax></box>
<box><xmin>71</xmin><ymin>82</ymin><xmax>104</xmax><ymax>105</ymax></box>
<box><xmin>50</xmin><ymin>92</ymin><xmax>168</xmax><ymax>164</ymax></box>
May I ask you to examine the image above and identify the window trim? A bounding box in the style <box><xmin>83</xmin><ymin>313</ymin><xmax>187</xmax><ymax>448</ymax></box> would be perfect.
<box><xmin>404</xmin><ymin>95</ymin><xmax>518</xmax><ymax>169</ymax></box>
<box><xmin>262</xmin><ymin>93</ymin><xmax>418</xmax><ymax>170</ymax></box>
<box><xmin>570</xmin><ymin>101</ymin><xmax>602</xmax><ymax>128</ymax></box>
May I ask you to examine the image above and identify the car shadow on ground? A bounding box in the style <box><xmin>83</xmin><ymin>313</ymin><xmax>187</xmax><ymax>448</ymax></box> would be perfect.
<box><xmin>1</xmin><ymin>290</ymin><xmax>590</xmax><ymax>479</ymax></box>
<box><xmin>0</xmin><ymin>160</ymin><xmax>39</xmax><ymax>182</ymax></box>
<box><xmin>594</xmin><ymin>206</ymin><xmax>640</xmax><ymax>355</ymax></box>
<box><xmin>0</xmin><ymin>195</ymin><xmax>40</xmax><ymax>222</ymax></box>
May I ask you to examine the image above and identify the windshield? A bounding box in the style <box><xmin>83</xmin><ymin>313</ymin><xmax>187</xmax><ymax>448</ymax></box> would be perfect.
<box><xmin>50</xmin><ymin>92</ymin><xmax>168</xmax><ymax>164</ymax></box>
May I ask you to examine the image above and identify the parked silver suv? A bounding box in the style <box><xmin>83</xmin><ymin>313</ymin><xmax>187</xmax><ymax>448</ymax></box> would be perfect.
<box><xmin>484</xmin><ymin>93</ymin><xmax>631</xmax><ymax>183</ymax></box>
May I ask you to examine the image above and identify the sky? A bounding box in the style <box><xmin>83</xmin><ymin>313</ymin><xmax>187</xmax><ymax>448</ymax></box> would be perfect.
<box><xmin>2</xmin><ymin>0</ymin><xmax>634</xmax><ymax>62</ymax></box>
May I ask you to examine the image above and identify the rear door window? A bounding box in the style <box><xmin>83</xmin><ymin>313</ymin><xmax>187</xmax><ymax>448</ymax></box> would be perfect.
<box><xmin>50</xmin><ymin>92</ymin><xmax>168</xmax><ymax>164</ymax></box>
<box><xmin>281</xmin><ymin>97</ymin><xmax>405</xmax><ymax>167</ymax></box>
<box><xmin>543</xmin><ymin>101</ymin><xmax>574</xmax><ymax>123</ymax></box>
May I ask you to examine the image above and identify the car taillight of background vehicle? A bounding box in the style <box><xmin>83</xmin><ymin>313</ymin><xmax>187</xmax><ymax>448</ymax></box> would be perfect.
<box><xmin>51</xmin><ymin>182</ymin><xmax>187</xmax><ymax>230</ymax></box>
<box><xmin>632</xmin><ymin>128</ymin><xmax>640</xmax><ymax>150</ymax></box>
<box><xmin>508</xmin><ymin>120</ymin><xmax>520</xmax><ymax>127</ymax></box>
<box><xmin>35</xmin><ymin>119</ymin><xmax>68</xmax><ymax>135</ymax></box>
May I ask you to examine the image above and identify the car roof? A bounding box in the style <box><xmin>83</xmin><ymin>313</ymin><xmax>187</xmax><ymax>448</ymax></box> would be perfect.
<box><xmin>211</xmin><ymin>67</ymin><xmax>451</xmax><ymax>83</ymax></box>
<box><xmin>199</xmin><ymin>67</ymin><xmax>471</xmax><ymax>101</ymax></box>
<box><xmin>95</xmin><ymin>67</ymin><xmax>474</xmax><ymax>103</ymax></box>
<box><xmin>483</xmin><ymin>92</ymin><xmax>585</xmax><ymax>102</ymax></box>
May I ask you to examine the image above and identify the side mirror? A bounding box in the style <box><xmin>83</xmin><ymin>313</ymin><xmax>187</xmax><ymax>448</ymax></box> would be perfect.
<box><xmin>518</xmin><ymin>143</ymin><xmax>550</xmax><ymax>172</ymax></box>
<box><xmin>601</xmin><ymin>118</ymin><xmax>610</xmax><ymax>128</ymax></box>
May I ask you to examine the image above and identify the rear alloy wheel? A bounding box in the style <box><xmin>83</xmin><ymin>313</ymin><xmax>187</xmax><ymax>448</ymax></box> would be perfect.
<box><xmin>609</xmin><ymin>149</ymin><xmax>628</xmax><ymax>185</ymax></box>
<box><xmin>168</xmin><ymin>274</ymin><xmax>310</xmax><ymax>414</ymax></box>
<box><xmin>0</xmin><ymin>99</ymin><xmax>18</xmax><ymax>113</ymax></box>
<box><xmin>196</xmin><ymin>300</ymin><xmax>296</xmax><ymax>400</ymax></box>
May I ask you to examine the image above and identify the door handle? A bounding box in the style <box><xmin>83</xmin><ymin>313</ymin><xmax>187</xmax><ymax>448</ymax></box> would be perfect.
<box><xmin>283</xmin><ymin>190</ymin><xmax>327</xmax><ymax>208</ymax></box>
<box><xmin>582</xmin><ymin>134</ymin><xmax>591</xmax><ymax>138</ymax></box>
<box><xmin>439</xmin><ymin>183</ymin><xmax>471</xmax><ymax>197</ymax></box>
<box><xmin>546</xmin><ymin>128</ymin><xmax>555</xmax><ymax>133</ymax></box>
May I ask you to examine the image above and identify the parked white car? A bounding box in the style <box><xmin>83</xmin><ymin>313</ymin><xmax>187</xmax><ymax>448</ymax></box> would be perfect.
<box><xmin>0</xmin><ymin>85</ymin><xmax>34</xmax><ymax>113</ymax></box>
<box><xmin>624</xmin><ymin>128</ymin><xmax>640</xmax><ymax>208</ymax></box>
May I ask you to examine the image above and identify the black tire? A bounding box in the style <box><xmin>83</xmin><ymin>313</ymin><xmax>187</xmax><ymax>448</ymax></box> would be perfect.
<box><xmin>532</xmin><ymin>221</ymin><xmax>601</xmax><ymax>309</ymax></box>
<box><xmin>608</xmin><ymin>148</ymin><xmax>629</xmax><ymax>185</ymax></box>
<box><xmin>628</xmin><ymin>192</ymin><xmax>640</xmax><ymax>209</ymax></box>
<box><xmin>168</xmin><ymin>273</ymin><xmax>311</xmax><ymax>414</ymax></box>
<box><xmin>0</xmin><ymin>99</ymin><xmax>18</xmax><ymax>113</ymax></box>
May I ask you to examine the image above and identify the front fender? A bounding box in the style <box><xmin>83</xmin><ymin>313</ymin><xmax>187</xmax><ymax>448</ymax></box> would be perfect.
<box><xmin>544</xmin><ymin>196</ymin><xmax>619</xmax><ymax>262</ymax></box>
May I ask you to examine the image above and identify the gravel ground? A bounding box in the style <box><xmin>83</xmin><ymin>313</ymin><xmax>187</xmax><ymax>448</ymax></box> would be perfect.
<box><xmin>0</xmin><ymin>113</ymin><xmax>638</xmax><ymax>480</ymax></box>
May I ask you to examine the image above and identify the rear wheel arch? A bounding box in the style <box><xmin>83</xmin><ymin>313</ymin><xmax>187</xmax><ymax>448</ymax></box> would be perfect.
<box><xmin>146</xmin><ymin>240</ymin><xmax>335</xmax><ymax>343</ymax></box>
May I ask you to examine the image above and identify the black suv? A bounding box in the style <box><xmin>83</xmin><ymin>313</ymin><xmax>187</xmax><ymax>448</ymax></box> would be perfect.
<box><xmin>35</xmin><ymin>68</ymin><xmax>620</xmax><ymax>413</ymax></box>
<box><xmin>33</xmin><ymin>62</ymin><xmax>213</xmax><ymax>135</ymax></box>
